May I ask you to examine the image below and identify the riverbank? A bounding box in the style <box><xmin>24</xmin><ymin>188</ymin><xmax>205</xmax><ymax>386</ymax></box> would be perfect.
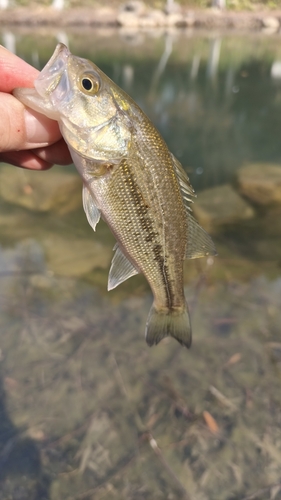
<box><xmin>1</xmin><ymin>5</ymin><xmax>281</xmax><ymax>31</ymax></box>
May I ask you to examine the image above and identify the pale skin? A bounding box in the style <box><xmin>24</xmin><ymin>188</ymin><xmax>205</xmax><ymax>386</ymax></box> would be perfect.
<box><xmin>0</xmin><ymin>45</ymin><xmax>71</xmax><ymax>170</ymax></box>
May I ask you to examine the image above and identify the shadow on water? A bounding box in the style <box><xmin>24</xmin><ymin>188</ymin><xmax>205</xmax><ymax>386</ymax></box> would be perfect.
<box><xmin>0</xmin><ymin>374</ymin><xmax>50</xmax><ymax>500</ymax></box>
<box><xmin>1</xmin><ymin>27</ymin><xmax>281</xmax><ymax>500</ymax></box>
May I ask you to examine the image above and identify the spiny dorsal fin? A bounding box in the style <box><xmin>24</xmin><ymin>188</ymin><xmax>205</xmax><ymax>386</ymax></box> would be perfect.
<box><xmin>82</xmin><ymin>184</ymin><xmax>101</xmax><ymax>232</ymax></box>
<box><xmin>170</xmin><ymin>153</ymin><xmax>196</xmax><ymax>210</ymax></box>
<box><xmin>108</xmin><ymin>244</ymin><xmax>139</xmax><ymax>291</ymax></box>
<box><xmin>170</xmin><ymin>153</ymin><xmax>217</xmax><ymax>259</ymax></box>
<box><xmin>186</xmin><ymin>214</ymin><xmax>217</xmax><ymax>259</ymax></box>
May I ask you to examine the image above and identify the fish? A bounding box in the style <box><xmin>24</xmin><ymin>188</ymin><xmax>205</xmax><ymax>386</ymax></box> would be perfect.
<box><xmin>13</xmin><ymin>43</ymin><xmax>216</xmax><ymax>349</ymax></box>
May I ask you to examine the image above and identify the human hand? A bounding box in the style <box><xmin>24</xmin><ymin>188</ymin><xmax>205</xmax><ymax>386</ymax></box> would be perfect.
<box><xmin>0</xmin><ymin>45</ymin><xmax>72</xmax><ymax>170</ymax></box>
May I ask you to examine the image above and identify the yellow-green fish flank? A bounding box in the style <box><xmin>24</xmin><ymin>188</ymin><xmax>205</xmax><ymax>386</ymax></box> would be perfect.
<box><xmin>13</xmin><ymin>44</ymin><xmax>216</xmax><ymax>348</ymax></box>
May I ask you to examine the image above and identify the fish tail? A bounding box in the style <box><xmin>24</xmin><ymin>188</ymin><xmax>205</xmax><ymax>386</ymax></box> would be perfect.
<box><xmin>145</xmin><ymin>303</ymin><xmax>192</xmax><ymax>348</ymax></box>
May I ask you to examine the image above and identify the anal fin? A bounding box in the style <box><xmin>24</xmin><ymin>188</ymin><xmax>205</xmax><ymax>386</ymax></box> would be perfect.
<box><xmin>108</xmin><ymin>244</ymin><xmax>139</xmax><ymax>291</ymax></box>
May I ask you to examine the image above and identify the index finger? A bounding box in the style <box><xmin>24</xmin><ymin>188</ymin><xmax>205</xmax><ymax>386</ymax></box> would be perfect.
<box><xmin>0</xmin><ymin>45</ymin><xmax>39</xmax><ymax>92</ymax></box>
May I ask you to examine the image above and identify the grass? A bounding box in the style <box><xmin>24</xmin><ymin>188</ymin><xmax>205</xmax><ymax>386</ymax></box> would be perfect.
<box><xmin>10</xmin><ymin>0</ymin><xmax>281</xmax><ymax>11</ymax></box>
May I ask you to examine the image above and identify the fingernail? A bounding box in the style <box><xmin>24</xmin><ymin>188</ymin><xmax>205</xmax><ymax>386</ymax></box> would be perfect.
<box><xmin>24</xmin><ymin>108</ymin><xmax>58</xmax><ymax>147</ymax></box>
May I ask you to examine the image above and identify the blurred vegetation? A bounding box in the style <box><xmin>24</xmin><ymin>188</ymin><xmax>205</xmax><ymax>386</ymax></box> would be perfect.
<box><xmin>8</xmin><ymin>0</ymin><xmax>281</xmax><ymax>11</ymax></box>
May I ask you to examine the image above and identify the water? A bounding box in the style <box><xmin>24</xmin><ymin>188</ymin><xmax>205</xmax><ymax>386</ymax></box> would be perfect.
<box><xmin>1</xmin><ymin>28</ymin><xmax>281</xmax><ymax>500</ymax></box>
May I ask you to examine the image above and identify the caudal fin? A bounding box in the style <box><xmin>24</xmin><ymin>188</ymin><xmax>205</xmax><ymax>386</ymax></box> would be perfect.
<box><xmin>145</xmin><ymin>304</ymin><xmax>192</xmax><ymax>348</ymax></box>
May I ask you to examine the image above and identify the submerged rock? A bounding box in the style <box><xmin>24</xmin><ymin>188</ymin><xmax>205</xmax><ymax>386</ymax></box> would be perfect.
<box><xmin>237</xmin><ymin>163</ymin><xmax>281</xmax><ymax>206</ymax></box>
<box><xmin>193</xmin><ymin>184</ymin><xmax>255</xmax><ymax>232</ymax></box>
<box><xmin>42</xmin><ymin>234</ymin><xmax>111</xmax><ymax>277</ymax></box>
<box><xmin>0</xmin><ymin>165</ymin><xmax>82</xmax><ymax>214</ymax></box>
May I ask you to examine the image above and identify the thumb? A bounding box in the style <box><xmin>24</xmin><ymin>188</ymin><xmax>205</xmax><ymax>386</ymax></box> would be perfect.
<box><xmin>0</xmin><ymin>92</ymin><xmax>62</xmax><ymax>153</ymax></box>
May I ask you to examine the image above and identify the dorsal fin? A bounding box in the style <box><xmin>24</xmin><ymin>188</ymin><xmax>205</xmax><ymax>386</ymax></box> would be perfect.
<box><xmin>82</xmin><ymin>184</ymin><xmax>101</xmax><ymax>232</ymax></box>
<box><xmin>170</xmin><ymin>153</ymin><xmax>217</xmax><ymax>259</ymax></box>
<box><xmin>170</xmin><ymin>153</ymin><xmax>196</xmax><ymax>211</ymax></box>
<box><xmin>108</xmin><ymin>244</ymin><xmax>139</xmax><ymax>291</ymax></box>
<box><xmin>186</xmin><ymin>214</ymin><xmax>217</xmax><ymax>259</ymax></box>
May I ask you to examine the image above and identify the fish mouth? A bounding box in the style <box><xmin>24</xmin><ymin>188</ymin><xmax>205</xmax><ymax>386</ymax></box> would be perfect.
<box><xmin>35</xmin><ymin>43</ymin><xmax>70</xmax><ymax>99</ymax></box>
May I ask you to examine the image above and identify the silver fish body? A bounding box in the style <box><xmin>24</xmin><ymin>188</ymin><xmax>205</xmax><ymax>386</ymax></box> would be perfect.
<box><xmin>14</xmin><ymin>44</ymin><xmax>216</xmax><ymax>348</ymax></box>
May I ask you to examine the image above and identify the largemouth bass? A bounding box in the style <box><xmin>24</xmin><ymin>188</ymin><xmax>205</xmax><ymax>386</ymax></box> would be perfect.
<box><xmin>14</xmin><ymin>44</ymin><xmax>216</xmax><ymax>348</ymax></box>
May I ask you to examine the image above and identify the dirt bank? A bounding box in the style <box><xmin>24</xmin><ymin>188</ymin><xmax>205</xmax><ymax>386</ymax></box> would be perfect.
<box><xmin>1</xmin><ymin>5</ymin><xmax>281</xmax><ymax>31</ymax></box>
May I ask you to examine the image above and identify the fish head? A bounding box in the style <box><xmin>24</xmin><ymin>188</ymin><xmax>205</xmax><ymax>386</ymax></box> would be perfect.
<box><xmin>14</xmin><ymin>43</ymin><xmax>132</xmax><ymax>162</ymax></box>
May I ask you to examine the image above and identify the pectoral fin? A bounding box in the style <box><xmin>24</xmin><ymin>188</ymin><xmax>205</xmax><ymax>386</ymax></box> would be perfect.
<box><xmin>108</xmin><ymin>244</ymin><xmax>139</xmax><ymax>291</ymax></box>
<box><xmin>186</xmin><ymin>214</ymin><xmax>217</xmax><ymax>259</ymax></box>
<box><xmin>82</xmin><ymin>184</ymin><xmax>101</xmax><ymax>231</ymax></box>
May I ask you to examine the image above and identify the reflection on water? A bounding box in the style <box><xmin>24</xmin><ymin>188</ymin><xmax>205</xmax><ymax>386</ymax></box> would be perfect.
<box><xmin>3</xmin><ymin>29</ymin><xmax>281</xmax><ymax>189</ymax></box>
<box><xmin>1</xmin><ymin>28</ymin><xmax>281</xmax><ymax>500</ymax></box>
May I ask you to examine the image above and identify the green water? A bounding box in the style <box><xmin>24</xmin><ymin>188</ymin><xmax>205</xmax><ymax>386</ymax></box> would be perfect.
<box><xmin>1</xmin><ymin>28</ymin><xmax>281</xmax><ymax>500</ymax></box>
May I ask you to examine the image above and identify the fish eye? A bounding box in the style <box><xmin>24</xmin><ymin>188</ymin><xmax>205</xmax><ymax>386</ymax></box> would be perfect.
<box><xmin>82</xmin><ymin>78</ymin><xmax>93</xmax><ymax>91</ymax></box>
<box><xmin>79</xmin><ymin>73</ymin><xmax>100</xmax><ymax>95</ymax></box>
